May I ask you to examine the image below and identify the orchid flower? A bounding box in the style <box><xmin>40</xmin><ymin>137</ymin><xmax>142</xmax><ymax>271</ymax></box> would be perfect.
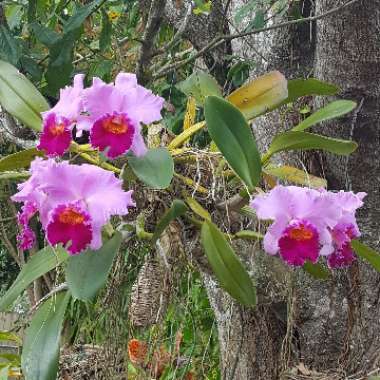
<box><xmin>37</xmin><ymin>73</ymin><xmax>164</xmax><ymax>159</ymax></box>
<box><xmin>250</xmin><ymin>186</ymin><xmax>365</xmax><ymax>267</ymax></box>
<box><xmin>12</xmin><ymin>158</ymin><xmax>135</xmax><ymax>254</ymax></box>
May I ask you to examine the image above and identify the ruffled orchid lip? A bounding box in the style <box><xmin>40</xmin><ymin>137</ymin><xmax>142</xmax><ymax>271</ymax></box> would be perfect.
<box><xmin>47</xmin><ymin>203</ymin><xmax>92</xmax><ymax>255</ymax></box>
<box><xmin>38</xmin><ymin>113</ymin><xmax>72</xmax><ymax>157</ymax></box>
<box><xmin>90</xmin><ymin>112</ymin><xmax>135</xmax><ymax>158</ymax></box>
<box><xmin>278</xmin><ymin>220</ymin><xmax>320</xmax><ymax>266</ymax></box>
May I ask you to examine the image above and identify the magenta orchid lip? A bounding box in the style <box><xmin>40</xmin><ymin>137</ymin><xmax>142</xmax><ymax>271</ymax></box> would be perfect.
<box><xmin>37</xmin><ymin>113</ymin><xmax>72</xmax><ymax>157</ymax></box>
<box><xmin>250</xmin><ymin>185</ymin><xmax>366</xmax><ymax>268</ymax></box>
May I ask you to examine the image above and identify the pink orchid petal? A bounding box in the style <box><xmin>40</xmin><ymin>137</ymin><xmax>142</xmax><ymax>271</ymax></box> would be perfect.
<box><xmin>42</xmin><ymin>74</ymin><xmax>85</xmax><ymax>122</ymax></box>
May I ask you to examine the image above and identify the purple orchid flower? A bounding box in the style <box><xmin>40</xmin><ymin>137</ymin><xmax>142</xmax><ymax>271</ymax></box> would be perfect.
<box><xmin>37</xmin><ymin>73</ymin><xmax>164</xmax><ymax>158</ymax></box>
<box><xmin>250</xmin><ymin>186</ymin><xmax>366</xmax><ymax>268</ymax></box>
<box><xmin>12</xmin><ymin>158</ymin><xmax>135</xmax><ymax>254</ymax></box>
<box><xmin>81</xmin><ymin>73</ymin><xmax>164</xmax><ymax>158</ymax></box>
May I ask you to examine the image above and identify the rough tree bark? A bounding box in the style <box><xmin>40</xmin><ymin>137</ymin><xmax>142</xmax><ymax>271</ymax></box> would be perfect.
<box><xmin>164</xmin><ymin>0</ymin><xmax>232</xmax><ymax>84</ymax></box>
<box><xmin>200</xmin><ymin>2</ymin><xmax>317</xmax><ymax>379</ymax></box>
<box><xmin>297</xmin><ymin>0</ymin><xmax>380</xmax><ymax>374</ymax></box>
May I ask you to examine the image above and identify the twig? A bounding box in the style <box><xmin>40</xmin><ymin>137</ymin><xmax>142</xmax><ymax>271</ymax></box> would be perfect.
<box><xmin>153</xmin><ymin>0</ymin><xmax>360</xmax><ymax>79</ymax></box>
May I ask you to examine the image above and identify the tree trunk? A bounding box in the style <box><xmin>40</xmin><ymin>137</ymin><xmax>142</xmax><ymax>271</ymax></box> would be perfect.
<box><xmin>202</xmin><ymin>1</ymin><xmax>380</xmax><ymax>378</ymax></box>
<box><xmin>297</xmin><ymin>0</ymin><xmax>380</xmax><ymax>374</ymax></box>
<box><xmin>164</xmin><ymin>0</ymin><xmax>232</xmax><ymax>84</ymax></box>
<box><xmin>201</xmin><ymin>2</ymin><xmax>316</xmax><ymax>379</ymax></box>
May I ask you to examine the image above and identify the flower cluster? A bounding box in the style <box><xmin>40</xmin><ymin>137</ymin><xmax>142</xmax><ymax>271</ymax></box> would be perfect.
<box><xmin>12</xmin><ymin>158</ymin><xmax>135</xmax><ymax>254</ymax></box>
<box><xmin>250</xmin><ymin>186</ymin><xmax>366</xmax><ymax>268</ymax></box>
<box><xmin>37</xmin><ymin>73</ymin><xmax>164</xmax><ymax>159</ymax></box>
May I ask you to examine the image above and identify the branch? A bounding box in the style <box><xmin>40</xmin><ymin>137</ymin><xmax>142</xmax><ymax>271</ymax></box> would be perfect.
<box><xmin>153</xmin><ymin>0</ymin><xmax>360</xmax><ymax>79</ymax></box>
<box><xmin>0</xmin><ymin>128</ymin><xmax>37</xmax><ymax>149</ymax></box>
<box><xmin>135</xmin><ymin>0</ymin><xmax>168</xmax><ymax>83</ymax></box>
<box><xmin>0</xmin><ymin>110</ymin><xmax>37</xmax><ymax>149</ymax></box>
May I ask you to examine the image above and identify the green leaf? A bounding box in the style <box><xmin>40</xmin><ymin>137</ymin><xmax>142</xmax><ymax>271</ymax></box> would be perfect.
<box><xmin>45</xmin><ymin>32</ymin><xmax>78</xmax><ymax>95</ymax></box>
<box><xmin>201</xmin><ymin>221</ymin><xmax>256</xmax><ymax>306</ymax></box>
<box><xmin>88</xmin><ymin>59</ymin><xmax>112</xmax><ymax>81</ymax></box>
<box><xmin>193</xmin><ymin>0</ymin><xmax>211</xmax><ymax>15</ymax></box>
<box><xmin>292</xmin><ymin>100</ymin><xmax>357</xmax><ymax>131</ymax></box>
<box><xmin>0</xmin><ymin>26</ymin><xmax>21</xmax><ymax>66</ymax></box>
<box><xmin>0</xmin><ymin>148</ymin><xmax>44</xmax><ymax>172</ymax></box>
<box><xmin>352</xmin><ymin>240</ymin><xmax>380</xmax><ymax>272</ymax></box>
<box><xmin>22</xmin><ymin>291</ymin><xmax>70</xmax><ymax>380</ymax></box>
<box><xmin>184</xmin><ymin>196</ymin><xmax>211</xmax><ymax>221</ymax></box>
<box><xmin>0</xmin><ymin>60</ymin><xmax>49</xmax><ymax>131</ymax></box>
<box><xmin>65</xmin><ymin>232</ymin><xmax>122</xmax><ymax>301</ymax></box>
<box><xmin>227</xmin><ymin>61</ymin><xmax>250</xmax><ymax>88</ymax></box>
<box><xmin>0</xmin><ymin>353</ymin><xmax>20</xmax><ymax>364</ymax></box>
<box><xmin>127</xmin><ymin>148</ymin><xmax>174</xmax><ymax>189</ymax></box>
<box><xmin>99</xmin><ymin>9</ymin><xmax>112</xmax><ymax>52</ymax></box>
<box><xmin>30</xmin><ymin>22</ymin><xmax>60</xmax><ymax>47</ymax></box>
<box><xmin>265</xmin><ymin>131</ymin><xmax>357</xmax><ymax>162</ymax></box>
<box><xmin>280</xmin><ymin>78</ymin><xmax>339</xmax><ymax>105</ymax></box>
<box><xmin>43</xmin><ymin>0</ymin><xmax>98</xmax><ymax>95</ymax></box>
<box><xmin>234</xmin><ymin>230</ymin><xmax>263</xmax><ymax>240</ymax></box>
<box><xmin>264</xmin><ymin>164</ymin><xmax>327</xmax><ymax>188</ymax></box>
<box><xmin>303</xmin><ymin>262</ymin><xmax>330</xmax><ymax>280</ymax></box>
<box><xmin>0</xmin><ymin>171</ymin><xmax>30</xmax><ymax>181</ymax></box>
<box><xmin>205</xmin><ymin>96</ymin><xmax>262</xmax><ymax>190</ymax></box>
<box><xmin>248</xmin><ymin>9</ymin><xmax>265</xmax><ymax>30</ymax></box>
<box><xmin>177</xmin><ymin>71</ymin><xmax>222</xmax><ymax>106</ymax></box>
<box><xmin>20</xmin><ymin>56</ymin><xmax>43</xmax><ymax>81</ymax></box>
<box><xmin>0</xmin><ymin>366</ymin><xmax>8</xmax><ymax>380</ymax></box>
<box><xmin>234</xmin><ymin>1</ymin><xmax>256</xmax><ymax>23</ymax></box>
<box><xmin>5</xmin><ymin>5</ymin><xmax>23</xmax><ymax>30</ymax></box>
<box><xmin>63</xmin><ymin>0</ymin><xmax>101</xmax><ymax>34</ymax></box>
<box><xmin>0</xmin><ymin>246</ymin><xmax>68</xmax><ymax>311</ymax></box>
<box><xmin>152</xmin><ymin>200</ymin><xmax>188</xmax><ymax>243</ymax></box>
<box><xmin>27</xmin><ymin>0</ymin><xmax>37</xmax><ymax>23</ymax></box>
